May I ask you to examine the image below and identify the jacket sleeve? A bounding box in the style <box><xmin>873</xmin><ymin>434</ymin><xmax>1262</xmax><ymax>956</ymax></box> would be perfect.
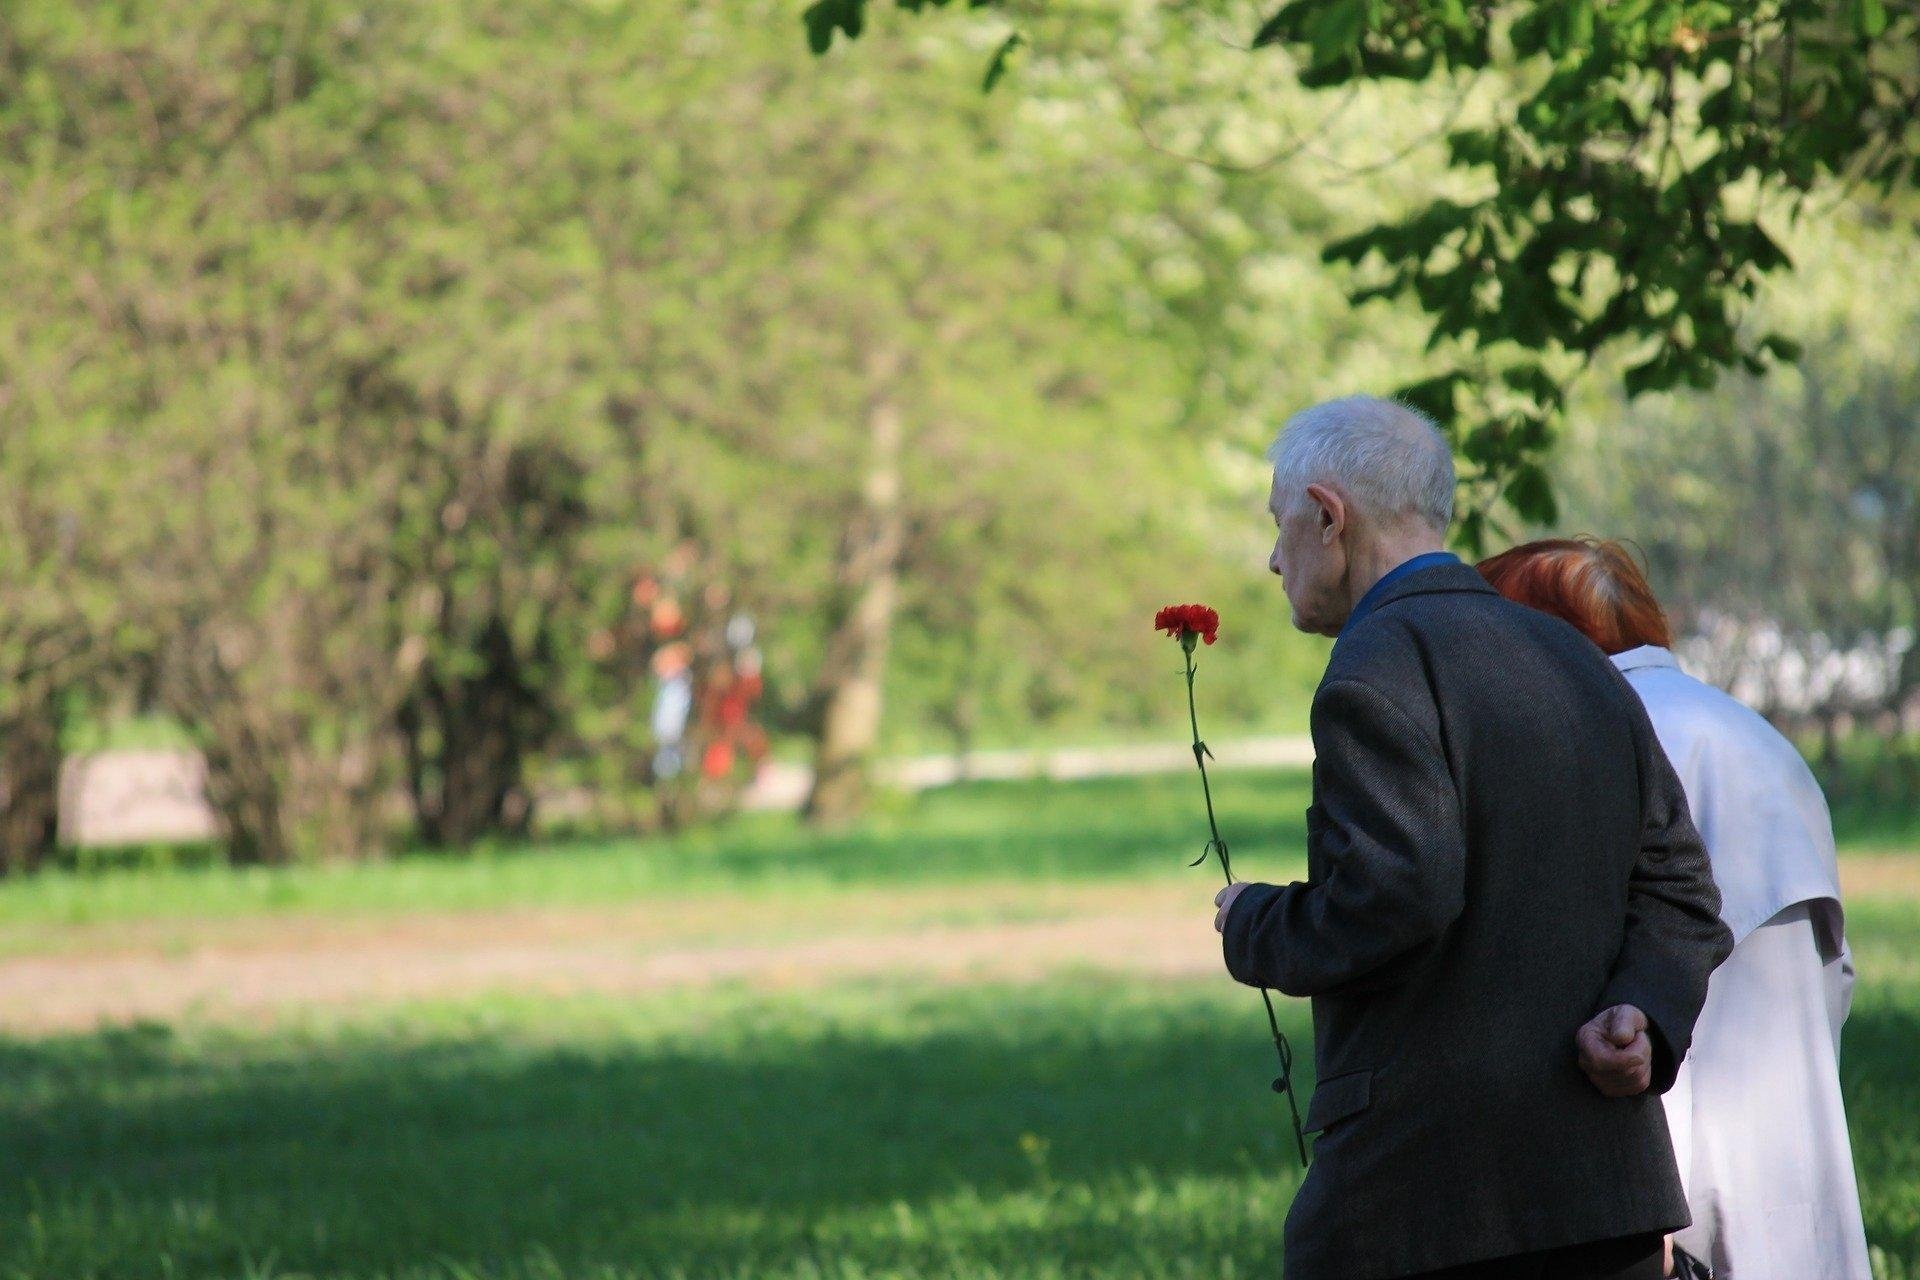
<box><xmin>1595</xmin><ymin>697</ymin><xmax>1735</xmax><ymax>1092</ymax></box>
<box><xmin>1222</xmin><ymin>677</ymin><xmax>1466</xmax><ymax>998</ymax></box>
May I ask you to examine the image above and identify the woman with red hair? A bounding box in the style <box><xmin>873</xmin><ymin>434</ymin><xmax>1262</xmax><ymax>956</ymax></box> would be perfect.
<box><xmin>1479</xmin><ymin>538</ymin><xmax>1870</xmax><ymax>1280</ymax></box>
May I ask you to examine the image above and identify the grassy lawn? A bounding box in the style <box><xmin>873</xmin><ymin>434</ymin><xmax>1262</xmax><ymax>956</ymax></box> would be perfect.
<box><xmin>0</xmin><ymin>982</ymin><xmax>1312</xmax><ymax>1280</ymax></box>
<box><xmin>1</xmin><ymin>768</ymin><xmax>1916</xmax><ymax>1279</ymax></box>
<box><xmin>8</xmin><ymin>762</ymin><xmax>1902</xmax><ymax>931</ymax></box>
<box><xmin>6</xmin><ymin>959</ymin><xmax>1920</xmax><ymax>1280</ymax></box>
<box><xmin>0</xmin><ymin>770</ymin><xmax>1317</xmax><ymax>934</ymax></box>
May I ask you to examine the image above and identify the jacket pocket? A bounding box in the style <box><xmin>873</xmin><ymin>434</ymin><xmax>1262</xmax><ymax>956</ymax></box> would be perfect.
<box><xmin>1303</xmin><ymin>1067</ymin><xmax>1372</xmax><ymax>1134</ymax></box>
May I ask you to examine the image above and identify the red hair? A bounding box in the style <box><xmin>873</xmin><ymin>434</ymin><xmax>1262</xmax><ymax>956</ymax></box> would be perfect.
<box><xmin>1476</xmin><ymin>537</ymin><xmax>1672</xmax><ymax>655</ymax></box>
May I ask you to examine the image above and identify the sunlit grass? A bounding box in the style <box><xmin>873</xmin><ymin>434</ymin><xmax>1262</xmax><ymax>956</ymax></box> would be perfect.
<box><xmin>8</xmin><ymin>758</ymin><xmax>1907</xmax><ymax>933</ymax></box>
<box><xmin>1</xmin><ymin>767</ymin><xmax>1915</xmax><ymax>1278</ymax></box>
<box><xmin>0</xmin><ymin>771</ymin><xmax>1315</xmax><ymax>931</ymax></box>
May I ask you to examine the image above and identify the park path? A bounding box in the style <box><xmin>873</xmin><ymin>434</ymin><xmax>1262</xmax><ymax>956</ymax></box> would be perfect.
<box><xmin>0</xmin><ymin>881</ymin><xmax>1220</xmax><ymax>1033</ymax></box>
<box><xmin>58</xmin><ymin>736</ymin><xmax>1315</xmax><ymax>846</ymax></box>
<box><xmin>2</xmin><ymin>856</ymin><xmax>1915</xmax><ymax>1034</ymax></box>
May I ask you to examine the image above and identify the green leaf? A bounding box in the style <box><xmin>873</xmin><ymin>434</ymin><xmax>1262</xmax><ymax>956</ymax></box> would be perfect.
<box><xmin>1853</xmin><ymin>0</ymin><xmax>1888</xmax><ymax>37</ymax></box>
<box><xmin>1251</xmin><ymin>7</ymin><xmax>1292</xmax><ymax>48</ymax></box>
<box><xmin>1303</xmin><ymin>0</ymin><xmax>1369</xmax><ymax>61</ymax></box>
<box><xmin>981</xmin><ymin>31</ymin><xmax>1025</xmax><ymax>93</ymax></box>
<box><xmin>1393</xmin><ymin>372</ymin><xmax>1466</xmax><ymax>422</ymax></box>
<box><xmin>1502</xmin><ymin>460</ymin><xmax>1557</xmax><ymax>524</ymax></box>
<box><xmin>1622</xmin><ymin>353</ymin><xmax>1673</xmax><ymax>399</ymax></box>
<box><xmin>1761</xmin><ymin>334</ymin><xmax>1804</xmax><ymax>363</ymax></box>
<box><xmin>804</xmin><ymin>0</ymin><xmax>866</xmax><ymax>54</ymax></box>
<box><xmin>1453</xmin><ymin>508</ymin><xmax>1487</xmax><ymax>556</ymax></box>
<box><xmin>1500</xmin><ymin>362</ymin><xmax>1562</xmax><ymax>406</ymax></box>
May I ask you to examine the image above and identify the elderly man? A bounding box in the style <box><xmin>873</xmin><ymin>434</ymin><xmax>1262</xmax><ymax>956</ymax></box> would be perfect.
<box><xmin>1213</xmin><ymin>396</ymin><xmax>1733</xmax><ymax>1280</ymax></box>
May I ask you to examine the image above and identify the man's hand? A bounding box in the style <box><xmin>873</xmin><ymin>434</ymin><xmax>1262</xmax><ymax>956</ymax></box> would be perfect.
<box><xmin>1214</xmin><ymin>881</ymin><xmax>1252</xmax><ymax>932</ymax></box>
<box><xmin>1576</xmin><ymin>1004</ymin><xmax>1655</xmax><ymax>1097</ymax></box>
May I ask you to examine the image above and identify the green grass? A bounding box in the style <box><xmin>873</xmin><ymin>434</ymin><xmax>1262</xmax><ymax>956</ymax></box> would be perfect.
<box><xmin>11</xmin><ymin>757</ymin><xmax>1908</xmax><ymax>932</ymax></box>
<box><xmin>1805</xmin><ymin>734</ymin><xmax>1920</xmax><ymax>855</ymax></box>
<box><xmin>7</xmin><ymin>755</ymin><xmax>1907</xmax><ymax>934</ymax></box>
<box><xmin>6</xmin><ymin>944</ymin><xmax>1920</xmax><ymax>1280</ymax></box>
<box><xmin>0</xmin><ymin>771</ymin><xmax>1316</xmax><ymax>930</ymax></box>
<box><xmin>2</xmin><ymin>767</ymin><xmax>1917</xmax><ymax>1278</ymax></box>
<box><xmin>0</xmin><ymin>981</ymin><xmax>1312</xmax><ymax>1280</ymax></box>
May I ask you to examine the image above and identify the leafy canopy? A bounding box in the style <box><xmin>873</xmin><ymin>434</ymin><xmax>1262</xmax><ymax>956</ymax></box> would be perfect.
<box><xmin>807</xmin><ymin>0</ymin><xmax>1920</xmax><ymax>547</ymax></box>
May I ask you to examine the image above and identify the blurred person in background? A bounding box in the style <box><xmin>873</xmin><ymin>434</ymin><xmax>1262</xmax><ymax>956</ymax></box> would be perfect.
<box><xmin>648</xmin><ymin>642</ymin><xmax>693</xmax><ymax>780</ymax></box>
<box><xmin>1479</xmin><ymin>537</ymin><xmax>1872</xmax><ymax>1280</ymax></box>
<box><xmin>698</xmin><ymin>614</ymin><xmax>767</xmax><ymax>784</ymax></box>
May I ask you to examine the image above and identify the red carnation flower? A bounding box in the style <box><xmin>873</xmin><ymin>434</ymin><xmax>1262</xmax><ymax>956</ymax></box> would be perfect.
<box><xmin>1154</xmin><ymin>602</ymin><xmax>1219</xmax><ymax>647</ymax></box>
<box><xmin>1149</xmin><ymin>596</ymin><xmax>1306</xmax><ymax>1164</ymax></box>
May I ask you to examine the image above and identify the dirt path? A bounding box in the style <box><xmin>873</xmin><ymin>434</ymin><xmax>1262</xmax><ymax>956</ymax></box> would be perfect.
<box><xmin>0</xmin><ymin>910</ymin><xmax>1217</xmax><ymax>1034</ymax></box>
<box><xmin>0</xmin><ymin>881</ymin><xmax>1219</xmax><ymax>1034</ymax></box>
<box><xmin>4</xmin><ymin>857</ymin><xmax>1912</xmax><ymax>1036</ymax></box>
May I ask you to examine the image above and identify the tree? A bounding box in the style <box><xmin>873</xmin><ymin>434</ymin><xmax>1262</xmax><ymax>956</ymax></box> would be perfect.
<box><xmin>600</xmin><ymin>10</ymin><xmax>1345</xmax><ymax>822</ymax></box>
<box><xmin>0</xmin><ymin>375</ymin><xmax>125</xmax><ymax>873</ymax></box>
<box><xmin>807</xmin><ymin>0</ymin><xmax>1920</xmax><ymax>545</ymax></box>
<box><xmin>4</xmin><ymin>0</ymin><xmax>1366</xmax><ymax>864</ymax></box>
<box><xmin>1553</xmin><ymin>200</ymin><xmax>1920</xmax><ymax>791</ymax></box>
<box><xmin>0</xmin><ymin>3</ymin><xmax>233</xmax><ymax>870</ymax></box>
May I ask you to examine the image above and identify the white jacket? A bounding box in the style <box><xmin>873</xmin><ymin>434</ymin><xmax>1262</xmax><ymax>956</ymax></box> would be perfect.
<box><xmin>1613</xmin><ymin>645</ymin><xmax>1871</xmax><ymax>1280</ymax></box>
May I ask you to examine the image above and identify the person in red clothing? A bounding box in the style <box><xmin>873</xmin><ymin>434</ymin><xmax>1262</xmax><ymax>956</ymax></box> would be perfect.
<box><xmin>699</xmin><ymin>620</ymin><xmax>767</xmax><ymax>782</ymax></box>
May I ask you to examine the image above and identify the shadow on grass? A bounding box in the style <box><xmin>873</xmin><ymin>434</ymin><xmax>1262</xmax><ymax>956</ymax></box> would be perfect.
<box><xmin>0</xmin><ymin>984</ymin><xmax>1307</xmax><ymax>1279</ymax></box>
<box><xmin>2</xmin><ymin>974</ymin><xmax>1918</xmax><ymax>1279</ymax></box>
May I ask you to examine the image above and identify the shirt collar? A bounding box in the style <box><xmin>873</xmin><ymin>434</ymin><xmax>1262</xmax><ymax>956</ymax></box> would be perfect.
<box><xmin>1611</xmin><ymin>644</ymin><xmax>1680</xmax><ymax>674</ymax></box>
<box><xmin>1339</xmin><ymin>551</ymin><xmax>1461</xmax><ymax>639</ymax></box>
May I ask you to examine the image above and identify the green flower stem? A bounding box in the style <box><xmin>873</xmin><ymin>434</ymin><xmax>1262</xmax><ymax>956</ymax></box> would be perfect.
<box><xmin>1182</xmin><ymin>636</ymin><xmax>1309</xmax><ymax>1167</ymax></box>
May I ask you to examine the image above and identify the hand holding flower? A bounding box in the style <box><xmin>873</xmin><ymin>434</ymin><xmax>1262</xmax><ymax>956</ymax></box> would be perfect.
<box><xmin>1154</xmin><ymin>601</ymin><xmax>1307</xmax><ymax>1166</ymax></box>
<box><xmin>1213</xmin><ymin>881</ymin><xmax>1252</xmax><ymax>932</ymax></box>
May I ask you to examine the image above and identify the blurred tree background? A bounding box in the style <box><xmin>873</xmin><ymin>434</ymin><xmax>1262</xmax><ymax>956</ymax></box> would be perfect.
<box><xmin>1</xmin><ymin>0</ymin><xmax>1915</xmax><ymax>872</ymax></box>
<box><xmin>1555</xmin><ymin>199</ymin><xmax>1920</xmax><ymax>813</ymax></box>
<box><xmin>817</xmin><ymin>0</ymin><xmax>1920</xmax><ymax>544</ymax></box>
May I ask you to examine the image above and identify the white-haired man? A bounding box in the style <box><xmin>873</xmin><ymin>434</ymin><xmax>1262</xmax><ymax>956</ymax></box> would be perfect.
<box><xmin>1212</xmin><ymin>396</ymin><xmax>1732</xmax><ymax>1279</ymax></box>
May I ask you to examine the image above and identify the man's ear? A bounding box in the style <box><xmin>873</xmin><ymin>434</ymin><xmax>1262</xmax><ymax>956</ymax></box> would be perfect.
<box><xmin>1304</xmin><ymin>482</ymin><xmax>1346</xmax><ymax>544</ymax></box>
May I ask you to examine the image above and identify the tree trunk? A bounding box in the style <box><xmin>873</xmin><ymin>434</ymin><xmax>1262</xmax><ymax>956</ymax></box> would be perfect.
<box><xmin>804</xmin><ymin>362</ymin><xmax>905</xmax><ymax>826</ymax></box>
<box><xmin>937</xmin><ymin>610</ymin><xmax>987</xmax><ymax>783</ymax></box>
<box><xmin>0</xmin><ymin>687</ymin><xmax>64</xmax><ymax>875</ymax></box>
<box><xmin>400</xmin><ymin>617</ymin><xmax>541</xmax><ymax>848</ymax></box>
<box><xmin>195</xmin><ymin>704</ymin><xmax>296</xmax><ymax>866</ymax></box>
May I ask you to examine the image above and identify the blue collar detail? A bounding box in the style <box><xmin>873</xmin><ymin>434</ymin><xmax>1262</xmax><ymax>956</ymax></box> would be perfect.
<box><xmin>1338</xmin><ymin>551</ymin><xmax>1461</xmax><ymax>639</ymax></box>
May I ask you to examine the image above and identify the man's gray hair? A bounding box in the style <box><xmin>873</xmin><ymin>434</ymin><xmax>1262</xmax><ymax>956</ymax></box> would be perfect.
<box><xmin>1266</xmin><ymin>395</ymin><xmax>1455</xmax><ymax>533</ymax></box>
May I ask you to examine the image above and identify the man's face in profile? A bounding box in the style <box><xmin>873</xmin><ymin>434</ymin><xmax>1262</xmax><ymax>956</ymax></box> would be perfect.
<box><xmin>1268</xmin><ymin>475</ymin><xmax>1348</xmax><ymax>638</ymax></box>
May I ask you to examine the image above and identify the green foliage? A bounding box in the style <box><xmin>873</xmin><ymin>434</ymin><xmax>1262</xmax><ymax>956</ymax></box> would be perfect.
<box><xmin>813</xmin><ymin>0</ymin><xmax>1920</xmax><ymax>543</ymax></box>
<box><xmin>2</xmin><ymin>0</ymin><xmax>1347</xmax><ymax>862</ymax></box>
<box><xmin>1552</xmin><ymin>201</ymin><xmax>1920</xmax><ymax>727</ymax></box>
<box><xmin>804</xmin><ymin>0</ymin><xmax>1004</xmax><ymax>55</ymax></box>
<box><xmin>1262</xmin><ymin>0</ymin><xmax>1920</xmax><ymax>531</ymax></box>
